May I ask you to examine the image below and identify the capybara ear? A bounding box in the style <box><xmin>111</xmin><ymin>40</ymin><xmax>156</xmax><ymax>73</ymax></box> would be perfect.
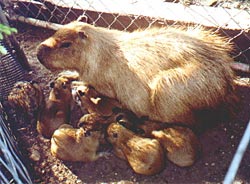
<box><xmin>50</xmin><ymin>82</ymin><xmax>55</xmax><ymax>88</ymax></box>
<box><xmin>90</xmin><ymin>97</ymin><xmax>101</xmax><ymax>105</ymax></box>
<box><xmin>78</xmin><ymin>31</ymin><xmax>88</xmax><ymax>39</ymax></box>
<box><xmin>76</xmin><ymin>15</ymin><xmax>88</xmax><ymax>22</ymax></box>
<box><xmin>59</xmin><ymin>42</ymin><xmax>72</xmax><ymax>49</ymax></box>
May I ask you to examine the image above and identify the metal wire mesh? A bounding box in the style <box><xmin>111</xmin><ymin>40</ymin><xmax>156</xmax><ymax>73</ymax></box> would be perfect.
<box><xmin>0</xmin><ymin>103</ymin><xmax>32</xmax><ymax>184</ymax></box>
<box><xmin>4</xmin><ymin>0</ymin><xmax>250</xmax><ymax>64</ymax></box>
<box><xmin>0</xmin><ymin>39</ymin><xmax>26</xmax><ymax>102</ymax></box>
<box><xmin>0</xmin><ymin>4</ymin><xmax>32</xmax><ymax>183</ymax></box>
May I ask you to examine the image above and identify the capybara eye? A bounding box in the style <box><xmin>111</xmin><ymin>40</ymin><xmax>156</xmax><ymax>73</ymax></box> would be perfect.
<box><xmin>116</xmin><ymin>114</ymin><xmax>124</xmax><ymax>122</ymax></box>
<box><xmin>78</xmin><ymin>122</ymin><xmax>84</xmax><ymax>127</ymax></box>
<box><xmin>112</xmin><ymin>132</ymin><xmax>118</xmax><ymax>138</ymax></box>
<box><xmin>84</xmin><ymin>130</ymin><xmax>91</xmax><ymax>137</ymax></box>
<box><xmin>30</xmin><ymin>80</ymin><xmax>38</xmax><ymax>85</ymax></box>
<box><xmin>62</xmin><ymin>82</ymin><xmax>67</xmax><ymax>89</ymax></box>
<box><xmin>78</xmin><ymin>90</ymin><xmax>85</xmax><ymax>96</ymax></box>
<box><xmin>135</xmin><ymin>128</ymin><xmax>145</xmax><ymax>135</ymax></box>
<box><xmin>59</xmin><ymin>42</ymin><xmax>72</xmax><ymax>48</ymax></box>
<box><xmin>50</xmin><ymin>82</ymin><xmax>55</xmax><ymax>88</ymax></box>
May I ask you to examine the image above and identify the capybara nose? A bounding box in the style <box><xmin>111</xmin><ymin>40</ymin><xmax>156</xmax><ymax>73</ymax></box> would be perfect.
<box><xmin>37</xmin><ymin>44</ymin><xmax>51</xmax><ymax>63</ymax></box>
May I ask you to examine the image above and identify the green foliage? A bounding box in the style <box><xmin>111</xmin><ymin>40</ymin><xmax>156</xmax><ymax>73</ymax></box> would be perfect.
<box><xmin>0</xmin><ymin>24</ymin><xmax>17</xmax><ymax>55</ymax></box>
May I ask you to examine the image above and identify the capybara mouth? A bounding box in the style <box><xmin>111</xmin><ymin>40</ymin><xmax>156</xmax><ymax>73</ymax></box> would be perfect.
<box><xmin>37</xmin><ymin>56</ymin><xmax>61</xmax><ymax>72</ymax></box>
<box><xmin>37</xmin><ymin>44</ymin><xmax>48</xmax><ymax>64</ymax></box>
<box><xmin>40</xmin><ymin>62</ymin><xmax>59</xmax><ymax>72</ymax></box>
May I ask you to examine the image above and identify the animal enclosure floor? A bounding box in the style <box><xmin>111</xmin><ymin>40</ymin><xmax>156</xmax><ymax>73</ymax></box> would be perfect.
<box><xmin>10</xmin><ymin>22</ymin><xmax>250</xmax><ymax>184</ymax></box>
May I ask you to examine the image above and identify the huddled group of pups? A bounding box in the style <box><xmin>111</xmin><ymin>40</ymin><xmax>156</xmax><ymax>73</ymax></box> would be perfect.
<box><xmin>7</xmin><ymin>71</ymin><xmax>201</xmax><ymax>175</ymax></box>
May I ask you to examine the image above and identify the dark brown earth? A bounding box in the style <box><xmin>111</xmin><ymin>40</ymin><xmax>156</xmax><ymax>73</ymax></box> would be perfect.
<box><xmin>8</xmin><ymin>22</ymin><xmax>250</xmax><ymax>184</ymax></box>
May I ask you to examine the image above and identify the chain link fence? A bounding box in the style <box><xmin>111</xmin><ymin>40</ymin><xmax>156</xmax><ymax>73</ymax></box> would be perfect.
<box><xmin>2</xmin><ymin>0</ymin><xmax>250</xmax><ymax>64</ymax></box>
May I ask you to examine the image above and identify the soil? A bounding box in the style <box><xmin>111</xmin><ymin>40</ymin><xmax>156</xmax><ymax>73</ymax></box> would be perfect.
<box><xmin>6</xmin><ymin>22</ymin><xmax>250</xmax><ymax>184</ymax></box>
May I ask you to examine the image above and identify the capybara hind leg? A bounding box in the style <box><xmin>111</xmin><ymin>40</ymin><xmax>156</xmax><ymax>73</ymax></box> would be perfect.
<box><xmin>150</xmin><ymin>63</ymin><xmax>227</xmax><ymax>125</ymax></box>
<box><xmin>150</xmin><ymin>71</ymin><xmax>195</xmax><ymax>124</ymax></box>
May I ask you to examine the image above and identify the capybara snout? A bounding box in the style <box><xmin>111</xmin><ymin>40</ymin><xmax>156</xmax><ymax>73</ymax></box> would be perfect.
<box><xmin>37</xmin><ymin>44</ymin><xmax>51</xmax><ymax>63</ymax></box>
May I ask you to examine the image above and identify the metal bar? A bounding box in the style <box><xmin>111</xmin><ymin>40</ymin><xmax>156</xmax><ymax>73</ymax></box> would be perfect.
<box><xmin>223</xmin><ymin>120</ymin><xmax>250</xmax><ymax>184</ymax></box>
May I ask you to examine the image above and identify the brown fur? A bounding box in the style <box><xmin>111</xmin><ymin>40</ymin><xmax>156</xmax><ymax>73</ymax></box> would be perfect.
<box><xmin>37</xmin><ymin>72</ymin><xmax>78</xmax><ymax>138</ymax></box>
<box><xmin>72</xmin><ymin>82</ymin><xmax>121</xmax><ymax>116</ymax></box>
<box><xmin>51</xmin><ymin>124</ymin><xmax>104</xmax><ymax>162</ymax></box>
<box><xmin>72</xmin><ymin>83</ymin><xmax>122</xmax><ymax>133</ymax></box>
<box><xmin>8</xmin><ymin>81</ymin><xmax>44</xmax><ymax>124</ymax></box>
<box><xmin>107</xmin><ymin>110</ymin><xmax>201</xmax><ymax>167</ymax></box>
<box><xmin>77</xmin><ymin>113</ymin><xmax>109</xmax><ymax>131</ymax></box>
<box><xmin>152</xmin><ymin>127</ymin><xmax>201</xmax><ymax>167</ymax></box>
<box><xmin>77</xmin><ymin>108</ymin><xmax>142</xmax><ymax>133</ymax></box>
<box><xmin>107</xmin><ymin>123</ymin><xmax>165</xmax><ymax>175</ymax></box>
<box><xmin>37</xmin><ymin>22</ymin><xmax>237</xmax><ymax>125</ymax></box>
<box><xmin>136</xmin><ymin>119</ymin><xmax>195</xmax><ymax>137</ymax></box>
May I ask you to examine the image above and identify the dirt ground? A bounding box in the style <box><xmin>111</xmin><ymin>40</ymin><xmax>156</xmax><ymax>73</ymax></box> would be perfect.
<box><xmin>7</xmin><ymin>22</ymin><xmax>250</xmax><ymax>184</ymax></box>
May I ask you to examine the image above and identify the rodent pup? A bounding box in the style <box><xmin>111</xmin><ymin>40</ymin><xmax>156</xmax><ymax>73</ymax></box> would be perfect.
<box><xmin>72</xmin><ymin>82</ymin><xmax>121</xmax><ymax>116</ymax></box>
<box><xmin>152</xmin><ymin>127</ymin><xmax>201</xmax><ymax>167</ymax></box>
<box><xmin>107</xmin><ymin>123</ymin><xmax>165</xmax><ymax>175</ymax></box>
<box><xmin>37</xmin><ymin>22</ymin><xmax>237</xmax><ymax>125</ymax></box>
<box><xmin>51</xmin><ymin>124</ymin><xmax>106</xmax><ymax>162</ymax></box>
<box><xmin>37</xmin><ymin>72</ymin><xmax>78</xmax><ymax>138</ymax></box>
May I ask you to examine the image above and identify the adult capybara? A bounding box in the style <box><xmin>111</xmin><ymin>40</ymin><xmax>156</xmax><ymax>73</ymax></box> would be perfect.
<box><xmin>37</xmin><ymin>22</ymin><xmax>237</xmax><ymax>125</ymax></box>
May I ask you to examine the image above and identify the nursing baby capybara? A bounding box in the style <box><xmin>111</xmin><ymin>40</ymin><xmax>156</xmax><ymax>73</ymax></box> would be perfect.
<box><xmin>51</xmin><ymin>124</ymin><xmax>107</xmax><ymax>162</ymax></box>
<box><xmin>152</xmin><ymin>127</ymin><xmax>201</xmax><ymax>167</ymax></box>
<box><xmin>72</xmin><ymin>82</ymin><xmax>121</xmax><ymax>116</ymax></box>
<box><xmin>107</xmin><ymin>123</ymin><xmax>165</xmax><ymax>175</ymax></box>
<box><xmin>37</xmin><ymin>22</ymin><xmax>237</xmax><ymax>125</ymax></box>
<box><xmin>37</xmin><ymin>72</ymin><xmax>78</xmax><ymax>138</ymax></box>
